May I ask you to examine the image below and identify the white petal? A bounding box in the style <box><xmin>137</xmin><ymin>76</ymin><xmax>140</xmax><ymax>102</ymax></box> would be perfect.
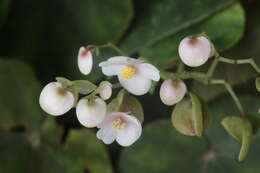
<box><xmin>99</xmin><ymin>81</ymin><xmax>112</xmax><ymax>100</ymax></box>
<box><xmin>76</xmin><ymin>97</ymin><xmax>107</xmax><ymax>128</ymax></box>
<box><xmin>107</xmin><ymin>56</ymin><xmax>128</xmax><ymax>64</ymax></box>
<box><xmin>136</xmin><ymin>63</ymin><xmax>160</xmax><ymax>81</ymax></box>
<box><xmin>97</xmin><ymin>125</ymin><xmax>116</xmax><ymax>144</ymax></box>
<box><xmin>39</xmin><ymin>82</ymin><xmax>74</xmax><ymax>116</ymax></box>
<box><xmin>77</xmin><ymin>47</ymin><xmax>93</xmax><ymax>75</ymax></box>
<box><xmin>116</xmin><ymin>114</ymin><xmax>142</xmax><ymax>147</ymax></box>
<box><xmin>101</xmin><ymin>65</ymin><xmax>125</xmax><ymax>76</ymax></box>
<box><xmin>119</xmin><ymin>75</ymin><xmax>151</xmax><ymax>95</ymax></box>
<box><xmin>160</xmin><ymin>79</ymin><xmax>187</xmax><ymax>106</ymax></box>
<box><xmin>178</xmin><ymin>36</ymin><xmax>212</xmax><ymax>67</ymax></box>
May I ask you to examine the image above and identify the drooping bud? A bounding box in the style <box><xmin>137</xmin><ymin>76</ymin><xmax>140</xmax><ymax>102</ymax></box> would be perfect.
<box><xmin>39</xmin><ymin>82</ymin><xmax>74</xmax><ymax>116</ymax></box>
<box><xmin>171</xmin><ymin>92</ymin><xmax>211</xmax><ymax>137</ymax></box>
<box><xmin>160</xmin><ymin>79</ymin><xmax>187</xmax><ymax>106</ymax></box>
<box><xmin>76</xmin><ymin>97</ymin><xmax>107</xmax><ymax>128</ymax></box>
<box><xmin>222</xmin><ymin>116</ymin><xmax>253</xmax><ymax>162</ymax></box>
<box><xmin>77</xmin><ymin>46</ymin><xmax>93</xmax><ymax>75</ymax></box>
<box><xmin>255</xmin><ymin>77</ymin><xmax>260</xmax><ymax>92</ymax></box>
<box><xmin>99</xmin><ymin>81</ymin><xmax>112</xmax><ymax>100</ymax></box>
<box><xmin>178</xmin><ymin>36</ymin><xmax>214</xmax><ymax>67</ymax></box>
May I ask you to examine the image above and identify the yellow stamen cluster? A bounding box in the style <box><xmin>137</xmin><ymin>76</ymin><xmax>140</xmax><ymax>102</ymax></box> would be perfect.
<box><xmin>120</xmin><ymin>66</ymin><xmax>136</xmax><ymax>79</ymax></box>
<box><xmin>112</xmin><ymin>118</ymin><xmax>126</xmax><ymax>130</ymax></box>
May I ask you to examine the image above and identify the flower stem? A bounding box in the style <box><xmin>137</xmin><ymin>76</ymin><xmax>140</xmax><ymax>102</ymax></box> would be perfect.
<box><xmin>207</xmin><ymin>79</ymin><xmax>245</xmax><ymax>116</ymax></box>
<box><xmin>206</xmin><ymin>57</ymin><xmax>219</xmax><ymax>78</ymax></box>
<box><xmin>219</xmin><ymin>57</ymin><xmax>260</xmax><ymax>74</ymax></box>
<box><xmin>98</xmin><ymin>42</ymin><xmax>126</xmax><ymax>56</ymax></box>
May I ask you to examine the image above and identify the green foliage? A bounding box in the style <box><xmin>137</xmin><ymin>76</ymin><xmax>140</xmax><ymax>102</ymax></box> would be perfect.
<box><xmin>0</xmin><ymin>59</ymin><xmax>42</xmax><ymax>131</ymax></box>
<box><xmin>121</xmin><ymin>1</ymin><xmax>245</xmax><ymax>68</ymax></box>
<box><xmin>0</xmin><ymin>119</ymin><xmax>113</xmax><ymax>173</ymax></box>
<box><xmin>0</xmin><ymin>0</ymin><xmax>10</xmax><ymax>28</ymax></box>
<box><xmin>119</xmin><ymin>119</ymin><xmax>242</xmax><ymax>173</ymax></box>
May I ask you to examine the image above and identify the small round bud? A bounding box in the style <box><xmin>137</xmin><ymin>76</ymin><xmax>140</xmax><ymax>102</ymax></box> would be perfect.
<box><xmin>178</xmin><ymin>36</ymin><xmax>214</xmax><ymax>67</ymax></box>
<box><xmin>77</xmin><ymin>46</ymin><xmax>93</xmax><ymax>75</ymax></box>
<box><xmin>99</xmin><ymin>81</ymin><xmax>112</xmax><ymax>100</ymax></box>
<box><xmin>39</xmin><ymin>82</ymin><xmax>74</xmax><ymax>116</ymax></box>
<box><xmin>76</xmin><ymin>97</ymin><xmax>107</xmax><ymax>128</ymax></box>
<box><xmin>160</xmin><ymin>79</ymin><xmax>187</xmax><ymax>106</ymax></box>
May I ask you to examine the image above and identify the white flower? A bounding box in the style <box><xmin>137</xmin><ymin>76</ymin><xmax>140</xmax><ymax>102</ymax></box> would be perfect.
<box><xmin>76</xmin><ymin>97</ymin><xmax>107</xmax><ymax>128</ymax></box>
<box><xmin>99</xmin><ymin>56</ymin><xmax>160</xmax><ymax>95</ymax></box>
<box><xmin>160</xmin><ymin>79</ymin><xmax>187</xmax><ymax>106</ymax></box>
<box><xmin>77</xmin><ymin>46</ymin><xmax>93</xmax><ymax>75</ymax></box>
<box><xmin>39</xmin><ymin>82</ymin><xmax>74</xmax><ymax>116</ymax></box>
<box><xmin>99</xmin><ymin>81</ymin><xmax>112</xmax><ymax>100</ymax></box>
<box><xmin>97</xmin><ymin>112</ymin><xmax>142</xmax><ymax>147</ymax></box>
<box><xmin>178</xmin><ymin>36</ymin><xmax>214</xmax><ymax>67</ymax></box>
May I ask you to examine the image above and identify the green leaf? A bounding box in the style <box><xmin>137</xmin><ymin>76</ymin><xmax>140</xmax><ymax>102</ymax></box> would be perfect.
<box><xmin>64</xmin><ymin>130</ymin><xmax>113</xmax><ymax>173</ymax></box>
<box><xmin>0</xmin><ymin>0</ymin><xmax>10</xmax><ymax>28</ymax></box>
<box><xmin>71</xmin><ymin>80</ymin><xmax>97</xmax><ymax>95</ymax></box>
<box><xmin>255</xmin><ymin>77</ymin><xmax>260</xmax><ymax>92</ymax></box>
<box><xmin>108</xmin><ymin>90</ymin><xmax>144</xmax><ymax>123</ymax></box>
<box><xmin>119</xmin><ymin>119</ymin><xmax>242</xmax><ymax>173</ymax></box>
<box><xmin>0</xmin><ymin>120</ymin><xmax>113</xmax><ymax>173</ymax></box>
<box><xmin>0</xmin><ymin>59</ymin><xmax>42</xmax><ymax>131</ymax></box>
<box><xmin>221</xmin><ymin>116</ymin><xmax>253</xmax><ymax>162</ymax></box>
<box><xmin>121</xmin><ymin>1</ymin><xmax>245</xmax><ymax>68</ymax></box>
<box><xmin>193</xmin><ymin>2</ymin><xmax>260</xmax><ymax>102</ymax></box>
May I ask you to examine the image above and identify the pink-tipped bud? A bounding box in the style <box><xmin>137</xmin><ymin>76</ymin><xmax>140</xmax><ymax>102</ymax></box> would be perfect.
<box><xmin>160</xmin><ymin>79</ymin><xmax>187</xmax><ymax>106</ymax></box>
<box><xmin>178</xmin><ymin>36</ymin><xmax>214</xmax><ymax>67</ymax></box>
<box><xmin>99</xmin><ymin>81</ymin><xmax>112</xmax><ymax>100</ymax></box>
<box><xmin>77</xmin><ymin>46</ymin><xmax>93</xmax><ymax>75</ymax></box>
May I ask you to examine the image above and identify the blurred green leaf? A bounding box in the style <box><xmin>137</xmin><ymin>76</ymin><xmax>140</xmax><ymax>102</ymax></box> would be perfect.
<box><xmin>192</xmin><ymin>2</ymin><xmax>260</xmax><ymax>102</ymax></box>
<box><xmin>0</xmin><ymin>120</ymin><xmax>113</xmax><ymax>173</ymax></box>
<box><xmin>121</xmin><ymin>0</ymin><xmax>245</xmax><ymax>68</ymax></box>
<box><xmin>64</xmin><ymin>130</ymin><xmax>113</xmax><ymax>173</ymax></box>
<box><xmin>0</xmin><ymin>0</ymin><xmax>10</xmax><ymax>28</ymax></box>
<box><xmin>119</xmin><ymin>119</ymin><xmax>242</xmax><ymax>173</ymax></box>
<box><xmin>221</xmin><ymin>116</ymin><xmax>253</xmax><ymax>161</ymax></box>
<box><xmin>255</xmin><ymin>77</ymin><xmax>260</xmax><ymax>92</ymax></box>
<box><xmin>0</xmin><ymin>59</ymin><xmax>42</xmax><ymax>131</ymax></box>
<box><xmin>0</xmin><ymin>0</ymin><xmax>133</xmax><ymax>82</ymax></box>
<box><xmin>207</xmin><ymin>95</ymin><xmax>260</xmax><ymax>163</ymax></box>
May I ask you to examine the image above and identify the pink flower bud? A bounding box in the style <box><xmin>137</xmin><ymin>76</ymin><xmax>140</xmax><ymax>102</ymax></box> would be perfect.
<box><xmin>77</xmin><ymin>46</ymin><xmax>93</xmax><ymax>75</ymax></box>
<box><xmin>178</xmin><ymin>36</ymin><xmax>214</xmax><ymax>67</ymax></box>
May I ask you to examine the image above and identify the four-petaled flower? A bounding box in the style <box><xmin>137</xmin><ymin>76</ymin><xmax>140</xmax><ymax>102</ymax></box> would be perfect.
<box><xmin>97</xmin><ymin>112</ymin><xmax>142</xmax><ymax>147</ymax></box>
<box><xmin>99</xmin><ymin>56</ymin><xmax>160</xmax><ymax>95</ymax></box>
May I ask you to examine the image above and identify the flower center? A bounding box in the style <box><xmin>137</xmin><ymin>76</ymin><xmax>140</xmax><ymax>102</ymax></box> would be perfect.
<box><xmin>120</xmin><ymin>66</ymin><xmax>136</xmax><ymax>79</ymax></box>
<box><xmin>112</xmin><ymin>118</ymin><xmax>126</xmax><ymax>130</ymax></box>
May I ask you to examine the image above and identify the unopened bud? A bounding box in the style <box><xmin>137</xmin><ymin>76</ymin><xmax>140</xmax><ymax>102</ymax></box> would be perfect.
<box><xmin>77</xmin><ymin>46</ymin><xmax>93</xmax><ymax>75</ymax></box>
<box><xmin>160</xmin><ymin>79</ymin><xmax>187</xmax><ymax>106</ymax></box>
<box><xmin>39</xmin><ymin>82</ymin><xmax>74</xmax><ymax>116</ymax></box>
<box><xmin>178</xmin><ymin>36</ymin><xmax>214</xmax><ymax>67</ymax></box>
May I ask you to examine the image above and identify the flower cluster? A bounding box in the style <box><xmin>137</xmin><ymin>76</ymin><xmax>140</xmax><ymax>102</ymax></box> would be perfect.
<box><xmin>39</xmin><ymin>46</ymin><xmax>161</xmax><ymax>146</ymax></box>
<box><xmin>39</xmin><ymin>35</ymin><xmax>217</xmax><ymax>146</ymax></box>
